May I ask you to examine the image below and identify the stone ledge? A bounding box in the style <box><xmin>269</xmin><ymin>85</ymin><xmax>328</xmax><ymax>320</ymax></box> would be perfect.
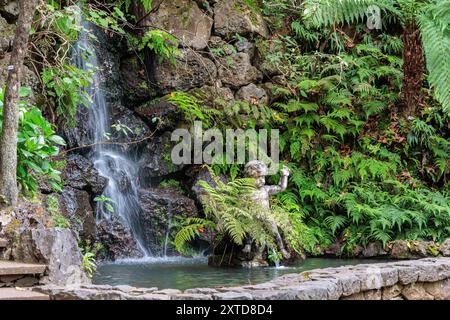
<box><xmin>33</xmin><ymin>258</ymin><xmax>450</xmax><ymax>300</ymax></box>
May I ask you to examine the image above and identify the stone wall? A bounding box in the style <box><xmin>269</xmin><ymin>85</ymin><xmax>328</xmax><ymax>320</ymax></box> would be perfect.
<box><xmin>33</xmin><ymin>258</ymin><xmax>450</xmax><ymax>300</ymax></box>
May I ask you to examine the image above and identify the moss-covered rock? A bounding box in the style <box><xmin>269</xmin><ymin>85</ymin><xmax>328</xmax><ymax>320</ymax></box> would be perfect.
<box><xmin>213</xmin><ymin>0</ymin><xmax>269</xmax><ymax>39</ymax></box>
<box><xmin>143</xmin><ymin>0</ymin><xmax>213</xmax><ymax>50</ymax></box>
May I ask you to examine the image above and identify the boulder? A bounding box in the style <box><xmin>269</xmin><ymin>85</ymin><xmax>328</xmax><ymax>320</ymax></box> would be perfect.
<box><xmin>217</xmin><ymin>52</ymin><xmax>262</xmax><ymax>89</ymax></box>
<box><xmin>0</xmin><ymin>15</ymin><xmax>14</xmax><ymax>57</ymax></box>
<box><xmin>138</xmin><ymin>132</ymin><xmax>185</xmax><ymax>180</ymax></box>
<box><xmin>235</xmin><ymin>83</ymin><xmax>268</xmax><ymax>105</ymax></box>
<box><xmin>58</xmin><ymin>187</ymin><xmax>96</xmax><ymax>240</ymax></box>
<box><xmin>235</xmin><ymin>36</ymin><xmax>256</xmax><ymax>59</ymax></box>
<box><xmin>138</xmin><ymin>187</ymin><xmax>198</xmax><ymax>255</ymax></box>
<box><xmin>61</xmin><ymin>154</ymin><xmax>107</xmax><ymax>195</ymax></box>
<box><xmin>0</xmin><ymin>0</ymin><xmax>18</xmax><ymax>22</ymax></box>
<box><xmin>362</xmin><ymin>242</ymin><xmax>388</xmax><ymax>258</ymax></box>
<box><xmin>260</xmin><ymin>82</ymin><xmax>282</xmax><ymax>104</ymax></box>
<box><xmin>390</xmin><ymin>240</ymin><xmax>412</xmax><ymax>259</ymax></box>
<box><xmin>96</xmin><ymin>218</ymin><xmax>144</xmax><ymax>261</ymax></box>
<box><xmin>213</xmin><ymin>0</ymin><xmax>269</xmax><ymax>39</ymax></box>
<box><xmin>190</xmin><ymin>85</ymin><xmax>235</xmax><ymax>109</ymax></box>
<box><xmin>389</xmin><ymin>240</ymin><xmax>440</xmax><ymax>259</ymax></box>
<box><xmin>0</xmin><ymin>201</ymin><xmax>89</xmax><ymax>286</ymax></box>
<box><xmin>154</xmin><ymin>49</ymin><xmax>217</xmax><ymax>94</ymax></box>
<box><xmin>31</xmin><ymin>228</ymin><xmax>90</xmax><ymax>285</ymax></box>
<box><xmin>440</xmin><ymin>239</ymin><xmax>450</xmax><ymax>256</ymax></box>
<box><xmin>143</xmin><ymin>0</ymin><xmax>213</xmax><ymax>50</ymax></box>
<box><xmin>190</xmin><ymin>166</ymin><xmax>227</xmax><ymax>201</ymax></box>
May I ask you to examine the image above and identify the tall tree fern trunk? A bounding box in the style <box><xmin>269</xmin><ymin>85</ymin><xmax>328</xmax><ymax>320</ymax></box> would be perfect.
<box><xmin>0</xmin><ymin>0</ymin><xmax>38</xmax><ymax>207</ymax></box>
<box><xmin>402</xmin><ymin>22</ymin><xmax>425</xmax><ymax>116</ymax></box>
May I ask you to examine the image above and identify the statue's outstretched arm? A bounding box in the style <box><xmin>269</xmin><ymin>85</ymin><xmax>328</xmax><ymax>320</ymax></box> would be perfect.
<box><xmin>266</xmin><ymin>166</ymin><xmax>290</xmax><ymax>195</ymax></box>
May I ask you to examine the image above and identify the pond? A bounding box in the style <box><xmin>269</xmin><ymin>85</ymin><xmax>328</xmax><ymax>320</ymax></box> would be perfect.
<box><xmin>93</xmin><ymin>257</ymin><xmax>386</xmax><ymax>291</ymax></box>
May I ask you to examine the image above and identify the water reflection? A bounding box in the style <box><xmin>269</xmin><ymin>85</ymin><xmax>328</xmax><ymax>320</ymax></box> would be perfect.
<box><xmin>93</xmin><ymin>257</ymin><xmax>387</xmax><ymax>290</ymax></box>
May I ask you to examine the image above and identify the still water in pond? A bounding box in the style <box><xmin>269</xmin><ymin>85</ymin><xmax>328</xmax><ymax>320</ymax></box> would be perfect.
<box><xmin>93</xmin><ymin>257</ymin><xmax>385</xmax><ymax>290</ymax></box>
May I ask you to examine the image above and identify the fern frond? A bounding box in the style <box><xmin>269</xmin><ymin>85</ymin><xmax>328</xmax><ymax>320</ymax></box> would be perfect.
<box><xmin>418</xmin><ymin>1</ymin><xmax>450</xmax><ymax>114</ymax></box>
<box><xmin>303</xmin><ymin>0</ymin><xmax>398</xmax><ymax>28</ymax></box>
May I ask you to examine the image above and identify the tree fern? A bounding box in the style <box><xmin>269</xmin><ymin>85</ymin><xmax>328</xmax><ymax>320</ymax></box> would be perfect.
<box><xmin>418</xmin><ymin>0</ymin><xmax>450</xmax><ymax>114</ymax></box>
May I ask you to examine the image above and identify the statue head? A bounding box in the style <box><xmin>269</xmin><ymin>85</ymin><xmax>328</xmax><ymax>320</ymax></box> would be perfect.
<box><xmin>244</xmin><ymin>160</ymin><xmax>268</xmax><ymax>188</ymax></box>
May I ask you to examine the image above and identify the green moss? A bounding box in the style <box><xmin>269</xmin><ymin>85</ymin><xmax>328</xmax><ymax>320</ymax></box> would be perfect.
<box><xmin>426</xmin><ymin>244</ymin><xmax>440</xmax><ymax>256</ymax></box>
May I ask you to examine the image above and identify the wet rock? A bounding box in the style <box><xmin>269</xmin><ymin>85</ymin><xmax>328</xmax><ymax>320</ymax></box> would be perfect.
<box><xmin>138</xmin><ymin>132</ymin><xmax>185</xmax><ymax>180</ymax></box>
<box><xmin>154</xmin><ymin>49</ymin><xmax>217</xmax><ymax>95</ymax></box>
<box><xmin>110</xmin><ymin>103</ymin><xmax>153</xmax><ymax>150</ymax></box>
<box><xmin>62</xmin><ymin>23</ymin><xmax>124</xmax><ymax>149</ymax></box>
<box><xmin>217</xmin><ymin>52</ymin><xmax>262</xmax><ymax>89</ymax></box>
<box><xmin>143</xmin><ymin>0</ymin><xmax>213</xmax><ymax>50</ymax></box>
<box><xmin>57</xmin><ymin>187</ymin><xmax>96</xmax><ymax>240</ymax></box>
<box><xmin>190</xmin><ymin>85</ymin><xmax>235</xmax><ymax>110</ymax></box>
<box><xmin>213</xmin><ymin>0</ymin><xmax>268</xmax><ymax>39</ymax></box>
<box><xmin>96</xmin><ymin>218</ymin><xmax>144</xmax><ymax>261</ymax></box>
<box><xmin>61</xmin><ymin>154</ymin><xmax>107</xmax><ymax>195</ymax></box>
<box><xmin>138</xmin><ymin>187</ymin><xmax>198</xmax><ymax>255</ymax></box>
<box><xmin>135</xmin><ymin>97</ymin><xmax>180</xmax><ymax>130</ymax></box>
<box><xmin>235</xmin><ymin>83</ymin><xmax>268</xmax><ymax>105</ymax></box>
<box><xmin>362</xmin><ymin>242</ymin><xmax>387</xmax><ymax>258</ymax></box>
<box><xmin>120</xmin><ymin>56</ymin><xmax>155</xmax><ymax>105</ymax></box>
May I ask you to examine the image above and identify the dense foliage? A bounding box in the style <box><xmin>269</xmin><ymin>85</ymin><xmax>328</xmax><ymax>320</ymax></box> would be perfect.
<box><xmin>0</xmin><ymin>87</ymin><xmax>65</xmax><ymax>195</ymax></box>
<box><xmin>9</xmin><ymin>0</ymin><xmax>448</xmax><ymax>259</ymax></box>
<box><xmin>172</xmin><ymin>0</ymin><xmax>450</xmax><ymax>257</ymax></box>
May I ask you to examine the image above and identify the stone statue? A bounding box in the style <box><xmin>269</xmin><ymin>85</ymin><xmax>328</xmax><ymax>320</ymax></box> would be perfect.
<box><xmin>242</xmin><ymin>160</ymin><xmax>291</xmax><ymax>260</ymax></box>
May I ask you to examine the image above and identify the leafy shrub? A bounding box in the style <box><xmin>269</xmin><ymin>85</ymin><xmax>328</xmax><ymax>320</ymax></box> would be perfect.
<box><xmin>138</xmin><ymin>30</ymin><xmax>181</xmax><ymax>64</ymax></box>
<box><xmin>0</xmin><ymin>87</ymin><xmax>65</xmax><ymax>195</ymax></box>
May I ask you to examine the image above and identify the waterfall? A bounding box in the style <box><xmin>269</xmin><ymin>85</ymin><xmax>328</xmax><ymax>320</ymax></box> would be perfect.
<box><xmin>72</xmin><ymin>22</ymin><xmax>149</xmax><ymax>257</ymax></box>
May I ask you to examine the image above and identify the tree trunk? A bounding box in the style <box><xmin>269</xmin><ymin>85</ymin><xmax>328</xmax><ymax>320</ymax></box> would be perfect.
<box><xmin>0</xmin><ymin>0</ymin><xmax>38</xmax><ymax>207</ymax></box>
<box><xmin>402</xmin><ymin>22</ymin><xmax>425</xmax><ymax>116</ymax></box>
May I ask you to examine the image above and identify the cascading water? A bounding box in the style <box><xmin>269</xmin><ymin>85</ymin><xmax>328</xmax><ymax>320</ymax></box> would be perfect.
<box><xmin>72</xmin><ymin>22</ymin><xmax>149</xmax><ymax>256</ymax></box>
